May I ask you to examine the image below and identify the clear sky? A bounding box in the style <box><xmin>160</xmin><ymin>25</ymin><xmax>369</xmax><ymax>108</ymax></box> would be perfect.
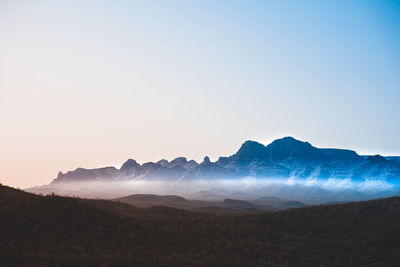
<box><xmin>1</xmin><ymin>0</ymin><xmax>399</xmax><ymax>188</ymax></box>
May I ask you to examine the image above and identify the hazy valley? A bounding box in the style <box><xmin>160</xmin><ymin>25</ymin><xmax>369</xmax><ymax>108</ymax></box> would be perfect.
<box><xmin>26</xmin><ymin>137</ymin><xmax>400</xmax><ymax>205</ymax></box>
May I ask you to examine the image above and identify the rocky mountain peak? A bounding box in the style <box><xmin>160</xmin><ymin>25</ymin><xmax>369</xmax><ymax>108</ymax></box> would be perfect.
<box><xmin>167</xmin><ymin>157</ymin><xmax>188</xmax><ymax>168</ymax></box>
<box><xmin>120</xmin><ymin>159</ymin><xmax>140</xmax><ymax>171</ymax></box>
<box><xmin>202</xmin><ymin>156</ymin><xmax>211</xmax><ymax>164</ymax></box>
<box><xmin>266</xmin><ymin>136</ymin><xmax>322</xmax><ymax>163</ymax></box>
<box><xmin>236</xmin><ymin>140</ymin><xmax>266</xmax><ymax>157</ymax></box>
<box><xmin>156</xmin><ymin>159</ymin><xmax>169</xmax><ymax>167</ymax></box>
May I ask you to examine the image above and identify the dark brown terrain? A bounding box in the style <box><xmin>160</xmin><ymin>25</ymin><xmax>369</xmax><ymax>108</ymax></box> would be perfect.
<box><xmin>114</xmin><ymin>194</ymin><xmax>304</xmax><ymax>212</ymax></box>
<box><xmin>1</xmin><ymin>184</ymin><xmax>400</xmax><ymax>266</ymax></box>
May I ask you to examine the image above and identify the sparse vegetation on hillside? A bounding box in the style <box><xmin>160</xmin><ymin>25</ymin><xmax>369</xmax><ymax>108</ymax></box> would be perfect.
<box><xmin>1</xmin><ymin>185</ymin><xmax>400</xmax><ymax>266</ymax></box>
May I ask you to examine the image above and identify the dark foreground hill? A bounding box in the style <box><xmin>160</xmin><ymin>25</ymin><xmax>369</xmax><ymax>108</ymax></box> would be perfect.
<box><xmin>1</xmin><ymin>184</ymin><xmax>400</xmax><ymax>266</ymax></box>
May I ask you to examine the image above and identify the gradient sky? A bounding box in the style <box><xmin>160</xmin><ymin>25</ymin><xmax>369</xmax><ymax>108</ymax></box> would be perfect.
<box><xmin>1</xmin><ymin>0</ymin><xmax>400</xmax><ymax>188</ymax></box>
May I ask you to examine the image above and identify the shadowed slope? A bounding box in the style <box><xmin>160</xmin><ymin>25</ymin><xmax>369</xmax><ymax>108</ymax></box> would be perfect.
<box><xmin>1</xmin><ymin>184</ymin><xmax>400</xmax><ymax>266</ymax></box>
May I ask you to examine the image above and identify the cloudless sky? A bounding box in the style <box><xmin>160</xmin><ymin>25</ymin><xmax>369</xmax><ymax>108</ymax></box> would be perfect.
<box><xmin>1</xmin><ymin>0</ymin><xmax>399</xmax><ymax>188</ymax></box>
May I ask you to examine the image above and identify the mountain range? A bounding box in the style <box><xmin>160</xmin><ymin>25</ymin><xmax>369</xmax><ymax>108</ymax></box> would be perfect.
<box><xmin>49</xmin><ymin>136</ymin><xmax>400</xmax><ymax>187</ymax></box>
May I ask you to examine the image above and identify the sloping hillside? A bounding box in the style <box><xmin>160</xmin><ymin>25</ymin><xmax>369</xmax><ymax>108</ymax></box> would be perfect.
<box><xmin>1</xmin><ymin>184</ymin><xmax>400</xmax><ymax>266</ymax></box>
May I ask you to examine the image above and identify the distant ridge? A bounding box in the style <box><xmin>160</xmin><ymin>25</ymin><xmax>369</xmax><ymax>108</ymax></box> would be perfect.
<box><xmin>48</xmin><ymin>136</ymin><xmax>400</xmax><ymax>187</ymax></box>
<box><xmin>114</xmin><ymin>193</ymin><xmax>298</xmax><ymax>211</ymax></box>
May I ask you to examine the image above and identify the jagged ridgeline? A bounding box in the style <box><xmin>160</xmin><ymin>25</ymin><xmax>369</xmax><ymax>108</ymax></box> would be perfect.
<box><xmin>51</xmin><ymin>137</ymin><xmax>400</xmax><ymax>185</ymax></box>
<box><xmin>27</xmin><ymin>137</ymin><xmax>400</xmax><ymax>202</ymax></box>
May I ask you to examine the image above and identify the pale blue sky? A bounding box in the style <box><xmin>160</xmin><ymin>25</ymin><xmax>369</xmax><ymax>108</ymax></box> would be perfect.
<box><xmin>1</xmin><ymin>0</ymin><xmax>399</xmax><ymax>187</ymax></box>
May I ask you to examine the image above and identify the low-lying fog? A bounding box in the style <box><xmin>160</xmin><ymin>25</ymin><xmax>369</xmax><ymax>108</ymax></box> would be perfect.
<box><xmin>26</xmin><ymin>177</ymin><xmax>400</xmax><ymax>204</ymax></box>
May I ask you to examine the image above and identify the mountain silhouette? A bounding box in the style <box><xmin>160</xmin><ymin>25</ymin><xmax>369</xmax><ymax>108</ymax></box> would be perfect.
<box><xmin>47</xmin><ymin>137</ymin><xmax>400</xmax><ymax>190</ymax></box>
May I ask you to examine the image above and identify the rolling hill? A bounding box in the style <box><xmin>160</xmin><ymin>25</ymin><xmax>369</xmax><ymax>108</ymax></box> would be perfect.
<box><xmin>2</xmin><ymin>184</ymin><xmax>400</xmax><ymax>266</ymax></box>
